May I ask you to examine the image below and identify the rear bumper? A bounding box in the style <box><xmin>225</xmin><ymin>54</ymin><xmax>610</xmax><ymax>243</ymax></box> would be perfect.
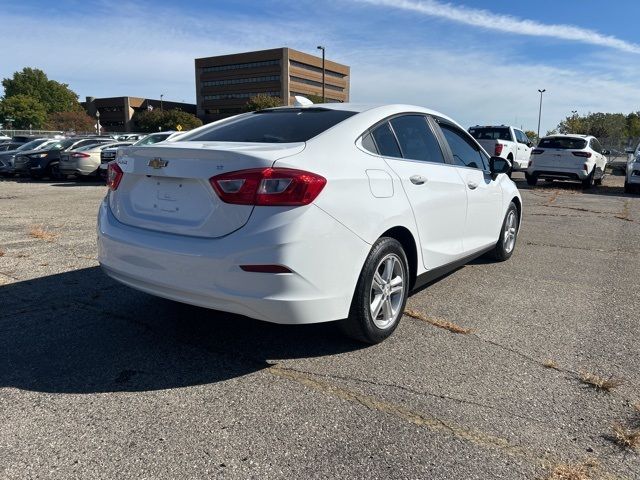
<box><xmin>60</xmin><ymin>158</ymin><xmax>99</xmax><ymax>176</ymax></box>
<box><xmin>97</xmin><ymin>198</ymin><xmax>369</xmax><ymax>324</ymax></box>
<box><xmin>527</xmin><ymin>167</ymin><xmax>589</xmax><ymax>181</ymax></box>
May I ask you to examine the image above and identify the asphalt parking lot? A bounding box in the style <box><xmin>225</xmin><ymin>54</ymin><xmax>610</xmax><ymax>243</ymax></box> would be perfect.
<box><xmin>1</xmin><ymin>173</ymin><xmax>639</xmax><ymax>479</ymax></box>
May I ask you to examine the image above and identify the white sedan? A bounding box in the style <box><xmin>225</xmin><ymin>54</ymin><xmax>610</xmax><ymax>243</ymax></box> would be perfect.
<box><xmin>98</xmin><ymin>103</ymin><xmax>521</xmax><ymax>343</ymax></box>
<box><xmin>625</xmin><ymin>154</ymin><xmax>640</xmax><ymax>194</ymax></box>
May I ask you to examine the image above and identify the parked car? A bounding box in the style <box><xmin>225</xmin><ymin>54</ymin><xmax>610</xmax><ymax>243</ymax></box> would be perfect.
<box><xmin>0</xmin><ymin>142</ymin><xmax>23</xmax><ymax>152</ymax></box>
<box><xmin>625</xmin><ymin>154</ymin><xmax>640</xmax><ymax>193</ymax></box>
<box><xmin>526</xmin><ymin>134</ymin><xmax>608</xmax><ymax>188</ymax></box>
<box><xmin>59</xmin><ymin>142</ymin><xmax>133</xmax><ymax>178</ymax></box>
<box><xmin>468</xmin><ymin>125</ymin><xmax>533</xmax><ymax>172</ymax></box>
<box><xmin>14</xmin><ymin>138</ymin><xmax>113</xmax><ymax>179</ymax></box>
<box><xmin>98</xmin><ymin>103</ymin><xmax>520</xmax><ymax>344</ymax></box>
<box><xmin>99</xmin><ymin>132</ymin><xmax>178</xmax><ymax>177</ymax></box>
<box><xmin>0</xmin><ymin>133</ymin><xmax>11</xmax><ymax>142</ymax></box>
<box><xmin>0</xmin><ymin>138</ymin><xmax>54</xmax><ymax>177</ymax></box>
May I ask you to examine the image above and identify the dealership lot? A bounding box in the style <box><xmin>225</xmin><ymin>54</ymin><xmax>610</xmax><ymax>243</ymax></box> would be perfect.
<box><xmin>0</xmin><ymin>174</ymin><xmax>639</xmax><ymax>479</ymax></box>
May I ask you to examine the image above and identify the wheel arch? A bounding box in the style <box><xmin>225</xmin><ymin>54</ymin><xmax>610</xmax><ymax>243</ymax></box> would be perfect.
<box><xmin>510</xmin><ymin>195</ymin><xmax>522</xmax><ymax>224</ymax></box>
<box><xmin>379</xmin><ymin>226</ymin><xmax>418</xmax><ymax>289</ymax></box>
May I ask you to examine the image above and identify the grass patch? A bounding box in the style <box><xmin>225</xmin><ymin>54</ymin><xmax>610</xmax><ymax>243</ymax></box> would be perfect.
<box><xmin>543</xmin><ymin>460</ymin><xmax>598</xmax><ymax>480</ymax></box>
<box><xmin>611</xmin><ymin>423</ymin><xmax>640</xmax><ymax>450</ymax></box>
<box><xmin>0</xmin><ymin>247</ymin><xmax>4</xmax><ymax>257</ymax></box>
<box><xmin>28</xmin><ymin>225</ymin><xmax>58</xmax><ymax>241</ymax></box>
<box><xmin>404</xmin><ymin>309</ymin><xmax>472</xmax><ymax>334</ymax></box>
<box><xmin>543</xmin><ymin>359</ymin><xmax>560</xmax><ymax>370</ymax></box>
<box><xmin>579</xmin><ymin>371</ymin><xmax>623</xmax><ymax>392</ymax></box>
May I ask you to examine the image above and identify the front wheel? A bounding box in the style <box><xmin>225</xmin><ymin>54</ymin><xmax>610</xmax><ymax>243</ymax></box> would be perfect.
<box><xmin>339</xmin><ymin>237</ymin><xmax>409</xmax><ymax>344</ymax></box>
<box><xmin>489</xmin><ymin>202</ymin><xmax>519</xmax><ymax>262</ymax></box>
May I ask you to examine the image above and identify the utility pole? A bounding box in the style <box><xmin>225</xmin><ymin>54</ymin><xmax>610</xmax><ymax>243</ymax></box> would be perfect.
<box><xmin>537</xmin><ymin>89</ymin><xmax>546</xmax><ymax>141</ymax></box>
<box><xmin>160</xmin><ymin>94</ymin><xmax>164</xmax><ymax>112</ymax></box>
<box><xmin>317</xmin><ymin>46</ymin><xmax>325</xmax><ymax>103</ymax></box>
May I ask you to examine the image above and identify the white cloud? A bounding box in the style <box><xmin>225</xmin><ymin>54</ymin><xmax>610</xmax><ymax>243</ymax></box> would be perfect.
<box><xmin>359</xmin><ymin>0</ymin><xmax>640</xmax><ymax>55</ymax></box>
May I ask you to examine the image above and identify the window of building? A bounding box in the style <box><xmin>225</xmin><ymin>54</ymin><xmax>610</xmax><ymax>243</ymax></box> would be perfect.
<box><xmin>203</xmin><ymin>91</ymin><xmax>281</xmax><ymax>101</ymax></box>
<box><xmin>290</xmin><ymin>92</ymin><xmax>343</xmax><ymax>103</ymax></box>
<box><xmin>389</xmin><ymin>115</ymin><xmax>445</xmax><ymax>163</ymax></box>
<box><xmin>201</xmin><ymin>60</ymin><xmax>280</xmax><ymax>73</ymax></box>
<box><xmin>370</xmin><ymin>122</ymin><xmax>401</xmax><ymax>158</ymax></box>
<box><xmin>289</xmin><ymin>60</ymin><xmax>346</xmax><ymax>78</ymax></box>
<box><xmin>289</xmin><ymin>76</ymin><xmax>344</xmax><ymax>92</ymax></box>
<box><xmin>441</xmin><ymin>124</ymin><xmax>487</xmax><ymax>170</ymax></box>
<box><xmin>202</xmin><ymin>75</ymin><xmax>280</xmax><ymax>88</ymax></box>
<box><xmin>178</xmin><ymin>108</ymin><xmax>357</xmax><ymax>143</ymax></box>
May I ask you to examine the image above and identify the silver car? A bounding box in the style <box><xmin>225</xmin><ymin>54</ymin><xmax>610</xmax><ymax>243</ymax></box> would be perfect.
<box><xmin>59</xmin><ymin>142</ymin><xmax>133</xmax><ymax>177</ymax></box>
<box><xmin>625</xmin><ymin>154</ymin><xmax>640</xmax><ymax>194</ymax></box>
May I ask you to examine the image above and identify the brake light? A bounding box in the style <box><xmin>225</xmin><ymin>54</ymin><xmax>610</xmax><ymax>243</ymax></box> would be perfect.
<box><xmin>531</xmin><ymin>149</ymin><xmax>544</xmax><ymax>155</ymax></box>
<box><xmin>495</xmin><ymin>144</ymin><xmax>504</xmax><ymax>156</ymax></box>
<box><xmin>71</xmin><ymin>152</ymin><xmax>90</xmax><ymax>158</ymax></box>
<box><xmin>107</xmin><ymin>162</ymin><xmax>123</xmax><ymax>190</ymax></box>
<box><xmin>210</xmin><ymin>168</ymin><xmax>326</xmax><ymax>206</ymax></box>
<box><xmin>572</xmin><ymin>151</ymin><xmax>592</xmax><ymax>158</ymax></box>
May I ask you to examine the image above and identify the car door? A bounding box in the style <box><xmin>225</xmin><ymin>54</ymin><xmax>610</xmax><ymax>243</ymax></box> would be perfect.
<box><xmin>514</xmin><ymin>129</ymin><xmax>532</xmax><ymax>166</ymax></box>
<box><xmin>370</xmin><ymin>115</ymin><xmax>467</xmax><ymax>269</ymax></box>
<box><xmin>435</xmin><ymin>121</ymin><xmax>503</xmax><ymax>253</ymax></box>
<box><xmin>590</xmin><ymin>138</ymin><xmax>607</xmax><ymax>177</ymax></box>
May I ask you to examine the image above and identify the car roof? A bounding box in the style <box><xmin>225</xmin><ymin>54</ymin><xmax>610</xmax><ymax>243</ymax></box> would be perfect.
<box><xmin>542</xmin><ymin>134</ymin><xmax>591</xmax><ymax>139</ymax></box>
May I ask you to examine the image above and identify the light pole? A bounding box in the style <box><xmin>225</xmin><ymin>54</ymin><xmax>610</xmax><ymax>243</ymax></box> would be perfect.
<box><xmin>536</xmin><ymin>89</ymin><xmax>546</xmax><ymax>141</ymax></box>
<box><xmin>160</xmin><ymin>94</ymin><xmax>164</xmax><ymax>112</ymax></box>
<box><xmin>316</xmin><ymin>46</ymin><xmax>325</xmax><ymax>103</ymax></box>
<box><xmin>96</xmin><ymin>110</ymin><xmax>101</xmax><ymax>135</ymax></box>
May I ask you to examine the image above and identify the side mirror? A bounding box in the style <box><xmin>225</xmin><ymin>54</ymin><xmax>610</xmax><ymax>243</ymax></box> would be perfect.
<box><xmin>489</xmin><ymin>156</ymin><xmax>510</xmax><ymax>177</ymax></box>
<box><xmin>602</xmin><ymin>149</ymin><xmax>610</xmax><ymax>155</ymax></box>
<box><xmin>527</xmin><ymin>141</ymin><xmax>533</xmax><ymax>148</ymax></box>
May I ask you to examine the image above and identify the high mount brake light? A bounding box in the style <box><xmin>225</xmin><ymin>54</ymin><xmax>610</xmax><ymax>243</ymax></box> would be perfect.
<box><xmin>107</xmin><ymin>162</ymin><xmax>123</xmax><ymax>190</ymax></box>
<box><xmin>210</xmin><ymin>168</ymin><xmax>327</xmax><ymax>206</ymax></box>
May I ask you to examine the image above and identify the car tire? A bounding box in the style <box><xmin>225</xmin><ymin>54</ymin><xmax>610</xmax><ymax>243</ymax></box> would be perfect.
<box><xmin>339</xmin><ymin>237</ymin><xmax>409</xmax><ymax>344</ymax></box>
<box><xmin>582</xmin><ymin>170</ymin><xmax>595</xmax><ymax>189</ymax></box>
<box><xmin>506</xmin><ymin>155</ymin><xmax>514</xmax><ymax>178</ymax></box>
<box><xmin>489</xmin><ymin>202</ymin><xmax>519</xmax><ymax>262</ymax></box>
<box><xmin>525</xmin><ymin>173</ymin><xmax>537</xmax><ymax>186</ymax></box>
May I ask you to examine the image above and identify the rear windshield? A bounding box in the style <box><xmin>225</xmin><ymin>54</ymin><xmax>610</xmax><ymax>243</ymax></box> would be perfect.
<box><xmin>179</xmin><ymin>108</ymin><xmax>358</xmax><ymax>143</ymax></box>
<box><xmin>468</xmin><ymin>127</ymin><xmax>512</xmax><ymax>141</ymax></box>
<box><xmin>539</xmin><ymin>137</ymin><xmax>587</xmax><ymax>149</ymax></box>
<box><xmin>135</xmin><ymin>134</ymin><xmax>170</xmax><ymax>146</ymax></box>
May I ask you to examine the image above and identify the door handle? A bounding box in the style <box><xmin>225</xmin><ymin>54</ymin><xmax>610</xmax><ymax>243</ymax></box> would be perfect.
<box><xmin>409</xmin><ymin>175</ymin><xmax>428</xmax><ymax>185</ymax></box>
<box><xmin>467</xmin><ymin>181</ymin><xmax>478</xmax><ymax>190</ymax></box>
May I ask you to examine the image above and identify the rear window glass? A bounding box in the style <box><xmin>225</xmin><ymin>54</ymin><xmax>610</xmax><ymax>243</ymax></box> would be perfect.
<box><xmin>468</xmin><ymin>127</ymin><xmax>512</xmax><ymax>141</ymax></box>
<box><xmin>179</xmin><ymin>108</ymin><xmax>357</xmax><ymax>143</ymax></box>
<box><xmin>539</xmin><ymin>137</ymin><xmax>587</xmax><ymax>149</ymax></box>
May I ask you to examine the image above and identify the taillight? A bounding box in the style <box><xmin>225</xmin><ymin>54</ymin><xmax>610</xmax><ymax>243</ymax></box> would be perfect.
<box><xmin>572</xmin><ymin>151</ymin><xmax>592</xmax><ymax>158</ymax></box>
<box><xmin>71</xmin><ymin>152</ymin><xmax>90</xmax><ymax>158</ymax></box>
<box><xmin>210</xmin><ymin>168</ymin><xmax>326</xmax><ymax>206</ymax></box>
<box><xmin>531</xmin><ymin>149</ymin><xmax>544</xmax><ymax>155</ymax></box>
<box><xmin>495</xmin><ymin>144</ymin><xmax>504</xmax><ymax>156</ymax></box>
<box><xmin>107</xmin><ymin>162</ymin><xmax>123</xmax><ymax>190</ymax></box>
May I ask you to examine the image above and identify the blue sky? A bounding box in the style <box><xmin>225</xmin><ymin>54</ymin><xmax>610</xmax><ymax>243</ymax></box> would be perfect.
<box><xmin>2</xmin><ymin>0</ymin><xmax>640</xmax><ymax>133</ymax></box>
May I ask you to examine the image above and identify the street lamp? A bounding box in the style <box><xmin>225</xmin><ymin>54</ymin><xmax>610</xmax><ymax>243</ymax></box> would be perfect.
<box><xmin>537</xmin><ymin>89</ymin><xmax>546</xmax><ymax>141</ymax></box>
<box><xmin>96</xmin><ymin>110</ymin><xmax>101</xmax><ymax>135</ymax></box>
<box><xmin>316</xmin><ymin>46</ymin><xmax>325</xmax><ymax>103</ymax></box>
<box><xmin>160</xmin><ymin>94</ymin><xmax>164</xmax><ymax>112</ymax></box>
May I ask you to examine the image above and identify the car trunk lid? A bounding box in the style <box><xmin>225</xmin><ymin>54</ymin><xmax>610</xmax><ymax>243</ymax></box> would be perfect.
<box><xmin>108</xmin><ymin>141</ymin><xmax>305</xmax><ymax>238</ymax></box>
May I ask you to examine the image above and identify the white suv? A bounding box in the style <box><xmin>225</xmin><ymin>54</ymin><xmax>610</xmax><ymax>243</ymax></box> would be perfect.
<box><xmin>98</xmin><ymin>103</ymin><xmax>521</xmax><ymax>344</ymax></box>
<box><xmin>625</xmin><ymin>154</ymin><xmax>640</xmax><ymax>193</ymax></box>
<box><xmin>526</xmin><ymin>134</ymin><xmax>608</xmax><ymax>188</ymax></box>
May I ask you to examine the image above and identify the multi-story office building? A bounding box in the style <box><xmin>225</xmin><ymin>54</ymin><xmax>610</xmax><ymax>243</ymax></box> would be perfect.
<box><xmin>195</xmin><ymin>47</ymin><xmax>350</xmax><ymax>123</ymax></box>
<box><xmin>83</xmin><ymin>96</ymin><xmax>197</xmax><ymax>132</ymax></box>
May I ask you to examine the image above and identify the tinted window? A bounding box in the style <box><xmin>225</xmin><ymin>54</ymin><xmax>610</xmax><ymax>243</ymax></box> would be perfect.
<box><xmin>441</xmin><ymin>125</ymin><xmax>486</xmax><ymax>170</ymax></box>
<box><xmin>468</xmin><ymin>127</ymin><xmax>512</xmax><ymax>141</ymax></box>
<box><xmin>590</xmin><ymin>138</ymin><xmax>603</xmax><ymax>153</ymax></box>
<box><xmin>371</xmin><ymin>122</ymin><xmax>401</xmax><ymax>158</ymax></box>
<box><xmin>361</xmin><ymin>132</ymin><xmax>378</xmax><ymax>154</ymax></box>
<box><xmin>539</xmin><ymin>137</ymin><xmax>587</xmax><ymax>149</ymax></box>
<box><xmin>515</xmin><ymin>130</ymin><xmax>528</xmax><ymax>144</ymax></box>
<box><xmin>389</xmin><ymin>115</ymin><xmax>445</xmax><ymax>163</ymax></box>
<box><xmin>179</xmin><ymin>108</ymin><xmax>357</xmax><ymax>143</ymax></box>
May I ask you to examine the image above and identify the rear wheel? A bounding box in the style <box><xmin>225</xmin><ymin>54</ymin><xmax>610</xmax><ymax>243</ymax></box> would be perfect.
<box><xmin>339</xmin><ymin>237</ymin><xmax>409</xmax><ymax>344</ymax></box>
<box><xmin>582</xmin><ymin>170</ymin><xmax>595</xmax><ymax>189</ymax></box>
<box><xmin>489</xmin><ymin>202</ymin><xmax>519</xmax><ymax>262</ymax></box>
<box><xmin>525</xmin><ymin>173</ymin><xmax>537</xmax><ymax>186</ymax></box>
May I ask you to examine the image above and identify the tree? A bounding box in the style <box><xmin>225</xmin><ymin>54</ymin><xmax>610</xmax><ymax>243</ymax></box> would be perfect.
<box><xmin>0</xmin><ymin>94</ymin><xmax>48</xmax><ymax>129</ymax></box>
<box><xmin>244</xmin><ymin>94</ymin><xmax>283</xmax><ymax>111</ymax></box>
<box><xmin>2</xmin><ymin>67</ymin><xmax>81</xmax><ymax>114</ymax></box>
<box><xmin>524</xmin><ymin>130</ymin><xmax>538</xmax><ymax>144</ymax></box>
<box><xmin>303</xmin><ymin>94</ymin><xmax>326</xmax><ymax>104</ymax></box>
<box><xmin>556</xmin><ymin>111</ymin><xmax>627</xmax><ymax>148</ymax></box>
<box><xmin>45</xmin><ymin>110</ymin><xmax>96</xmax><ymax>133</ymax></box>
<box><xmin>133</xmin><ymin>108</ymin><xmax>203</xmax><ymax>133</ymax></box>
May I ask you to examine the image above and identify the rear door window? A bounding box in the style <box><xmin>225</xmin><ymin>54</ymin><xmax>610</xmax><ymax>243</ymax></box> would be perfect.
<box><xmin>371</xmin><ymin>122</ymin><xmax>402</xmax><ymax>158</ymax></box>
<box><xmin>440</xmin><ymin>124</ymin><xmax>487</xmax><ymax>170</ymax></box>
<box><xmin>388</xmin><ymin>115</ymin><xmax>445</xmax><ymax>163</ymax></box>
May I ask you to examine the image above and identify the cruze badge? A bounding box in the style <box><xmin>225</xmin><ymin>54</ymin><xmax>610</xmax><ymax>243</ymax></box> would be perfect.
<box><xmin>148</xmin><ymin>158</ymin><xmax>169</xmax><ymax>169</ymax></box>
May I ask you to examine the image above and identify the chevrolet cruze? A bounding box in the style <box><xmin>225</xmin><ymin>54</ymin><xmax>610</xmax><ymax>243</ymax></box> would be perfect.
<box><xmin>98</xmin><ymin>103</ymin><xmax>521</xmax><ymax>343</ymax></box>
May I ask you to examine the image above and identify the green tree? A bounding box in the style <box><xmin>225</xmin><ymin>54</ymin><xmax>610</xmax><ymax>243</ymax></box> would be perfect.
<box><xmin>133</xmin><ymin>108</ymin><xmax>202</xmax><ymax>133</ymax></box>
<box><xmin>524</xmin><ymin>130</ymin><xmax>538</xmax><ymax>144</ymax></box>
<box><xmin>0</xmin><ymin>94</ymin><xmax>48</xmax><ymax>129</ymax></box>
<box><xmin>303</xmin><ymin>94</ymin><xmax>326</xmax><ymax>104</ymax></box>
<box><xmin>45</xmin><ymin>110</ymin><xmax>96</xmax><ymax>133</ymax></box>
<box><xmin>2</xmin><ymin>67</ymin><xmax>81</xmax><ymax>113</ymax></box>
<box><xmin>244</xmin><ymin>94</ymin><xmax>283</xmax><ymax>111</ymax></box>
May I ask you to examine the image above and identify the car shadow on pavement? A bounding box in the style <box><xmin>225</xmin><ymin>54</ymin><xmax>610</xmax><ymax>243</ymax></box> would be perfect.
<box><xmin>0</xmin><ymin>267</ymin><xmax>364</xmax><ymax>395</ymax></box>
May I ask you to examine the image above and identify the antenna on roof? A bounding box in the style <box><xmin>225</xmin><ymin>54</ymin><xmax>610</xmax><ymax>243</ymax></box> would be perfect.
<box><xmin>293</xmin><ymin>96</ymin><xmax>314</xmax><ymax>107</ymax></box>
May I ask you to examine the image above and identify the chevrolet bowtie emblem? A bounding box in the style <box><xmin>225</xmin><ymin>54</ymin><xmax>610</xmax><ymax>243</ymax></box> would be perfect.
<box><xmin>148</xmin><ymin>158</ymin><xmax>169</xmax><ymax>169</ymax></box>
